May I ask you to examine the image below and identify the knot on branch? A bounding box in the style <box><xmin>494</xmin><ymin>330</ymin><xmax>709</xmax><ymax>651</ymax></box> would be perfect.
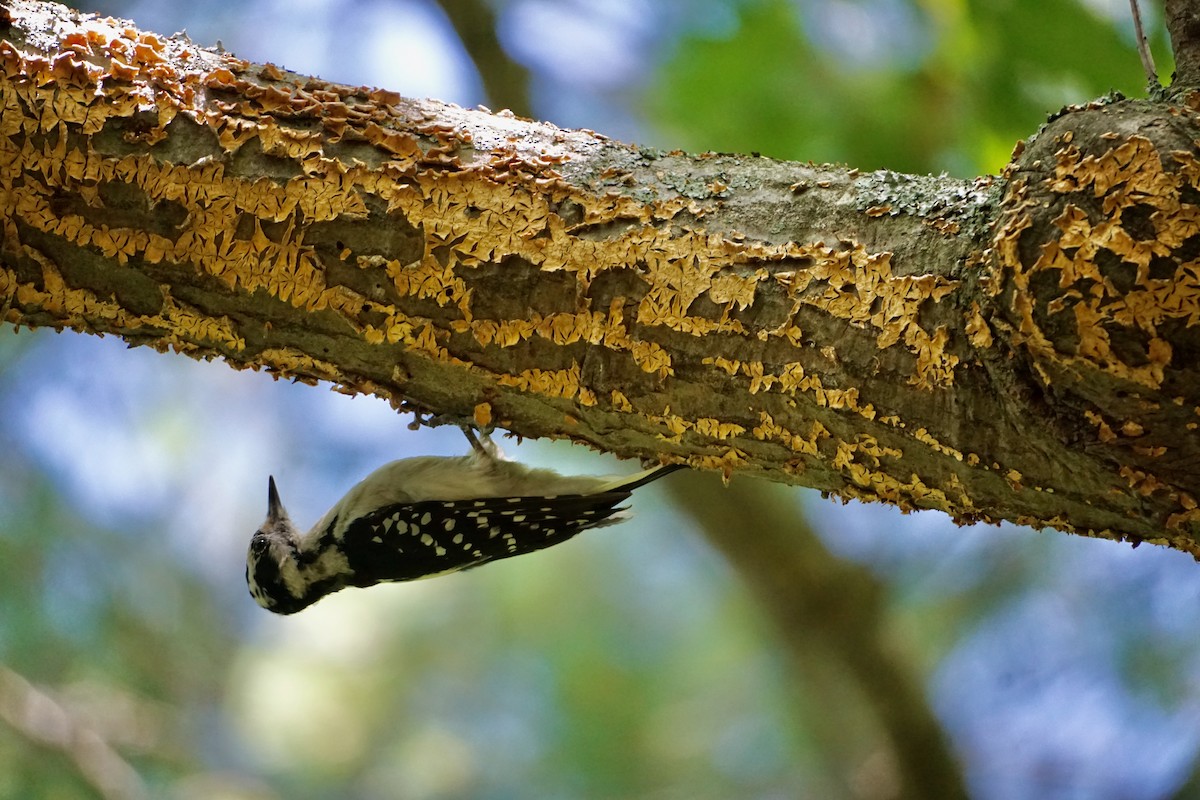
<box><xmin>988</xmin><ymin>99</ymin><xmax>1200</xmax><ymax>539</ymax></box>
<box><xmin>993</xmin><ymin>102</ymin><xmax>1200</xmax><ymax>391</ymax></box>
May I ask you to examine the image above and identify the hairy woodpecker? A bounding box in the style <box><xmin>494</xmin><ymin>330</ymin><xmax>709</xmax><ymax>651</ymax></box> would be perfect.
<box><xmin>246</xmin><ymin>431</ymin><xmax>682</xmax><ymax>614</ymax></box>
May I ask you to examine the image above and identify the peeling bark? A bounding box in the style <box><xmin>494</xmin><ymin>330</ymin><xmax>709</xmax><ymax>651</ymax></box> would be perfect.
<box><xmin>0</xmin><ymin>2</ymin><xmax>1198</xmax><ymax>553</ymax></box>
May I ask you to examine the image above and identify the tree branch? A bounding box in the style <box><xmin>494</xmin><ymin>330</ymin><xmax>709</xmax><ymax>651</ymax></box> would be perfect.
<box><xmin>0</xmin><ymin>666</ymin><xmax>148</xmax><ymax>800</ymax></box>
<box><xmin>1</xmin><ymin>2</ymin><xmax>1198</xmax><ymax>553</ymax></box>
<box><xmin>1167</xmin><ymin>0</ymin><xmax>1200</xmax><ymax>88</ymax></box>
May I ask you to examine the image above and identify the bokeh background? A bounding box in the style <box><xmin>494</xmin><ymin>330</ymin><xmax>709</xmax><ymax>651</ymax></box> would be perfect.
<box><xmin>2</xmin><ymin>1</ymin><xmax>1198</xmax><ymax>798</ymax></box>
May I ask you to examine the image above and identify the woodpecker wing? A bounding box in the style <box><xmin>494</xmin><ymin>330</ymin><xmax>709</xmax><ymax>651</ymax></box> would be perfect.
<box><xmin>331</xmin><ymin>491</ymin><xmax>634</xmax><ymax>586</ymax></box>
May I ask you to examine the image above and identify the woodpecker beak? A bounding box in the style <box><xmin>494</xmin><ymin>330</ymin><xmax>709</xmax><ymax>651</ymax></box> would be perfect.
<box><xmin>267</xmin><ymin>476</ymin><xmax>289</xmax><ymax>522</ymax></box>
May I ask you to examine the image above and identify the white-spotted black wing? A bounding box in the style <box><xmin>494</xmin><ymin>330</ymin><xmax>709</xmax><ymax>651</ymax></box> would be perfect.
<box><xmin>335</xmin><ymin>492</ymin><xmax>634</xmax><ymax>587</ymax></box>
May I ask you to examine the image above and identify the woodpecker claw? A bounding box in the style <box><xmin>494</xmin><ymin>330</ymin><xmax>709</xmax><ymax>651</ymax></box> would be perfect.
<box><xmin>461</xmin><ymin>425</ymin><xmax>483</xmax><ymax>453</ymax></box>
<box><xmin>461</xmin><ymin>426</ymin><xmax>502</xmax><ymax>463</ymax></box>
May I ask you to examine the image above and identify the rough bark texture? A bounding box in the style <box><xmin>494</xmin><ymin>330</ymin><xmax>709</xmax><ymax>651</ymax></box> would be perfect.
<box><xmin>1</xmin><ymin>2</ymin><xmax>1198</xmax><ymax>553</ymax></box>
<box><xmin>1168</xmin><ymin>0</ymin><xmax>1200</xmax><ymax>89</ymax></box>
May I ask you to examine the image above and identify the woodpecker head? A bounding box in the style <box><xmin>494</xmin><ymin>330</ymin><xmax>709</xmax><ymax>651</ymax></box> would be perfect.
<box><xmin>246</xmin><ymin>477</ymin><xmax>312</xmax><ymax>615</ymax></box>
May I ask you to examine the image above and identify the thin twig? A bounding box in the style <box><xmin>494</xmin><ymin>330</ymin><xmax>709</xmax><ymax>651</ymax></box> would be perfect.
<box><xmin>1131</xmin><ymin>0</ymin><xmax>1159</xmax><ymax>84</ymax></box>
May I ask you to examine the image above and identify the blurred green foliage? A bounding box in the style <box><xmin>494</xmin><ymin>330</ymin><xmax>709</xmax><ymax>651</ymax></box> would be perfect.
<box><xmin>649</xmin><ymin>0</ymin><xmax>1169</xmax><ymax>174</ymax></box>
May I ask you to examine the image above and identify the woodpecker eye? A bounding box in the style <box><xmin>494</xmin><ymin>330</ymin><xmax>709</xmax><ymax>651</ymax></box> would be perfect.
<box><xmin>245</xmin><ymin>534</ymin><xmax>305</xmax><ymax>613</ymax></box>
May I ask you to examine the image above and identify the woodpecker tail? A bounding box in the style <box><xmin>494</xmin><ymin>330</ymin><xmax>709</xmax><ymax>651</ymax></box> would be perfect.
<box><xmin>600</xmin><ymin>463</ymin><xmax>686</xmax><ymax>494</ymax></box>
